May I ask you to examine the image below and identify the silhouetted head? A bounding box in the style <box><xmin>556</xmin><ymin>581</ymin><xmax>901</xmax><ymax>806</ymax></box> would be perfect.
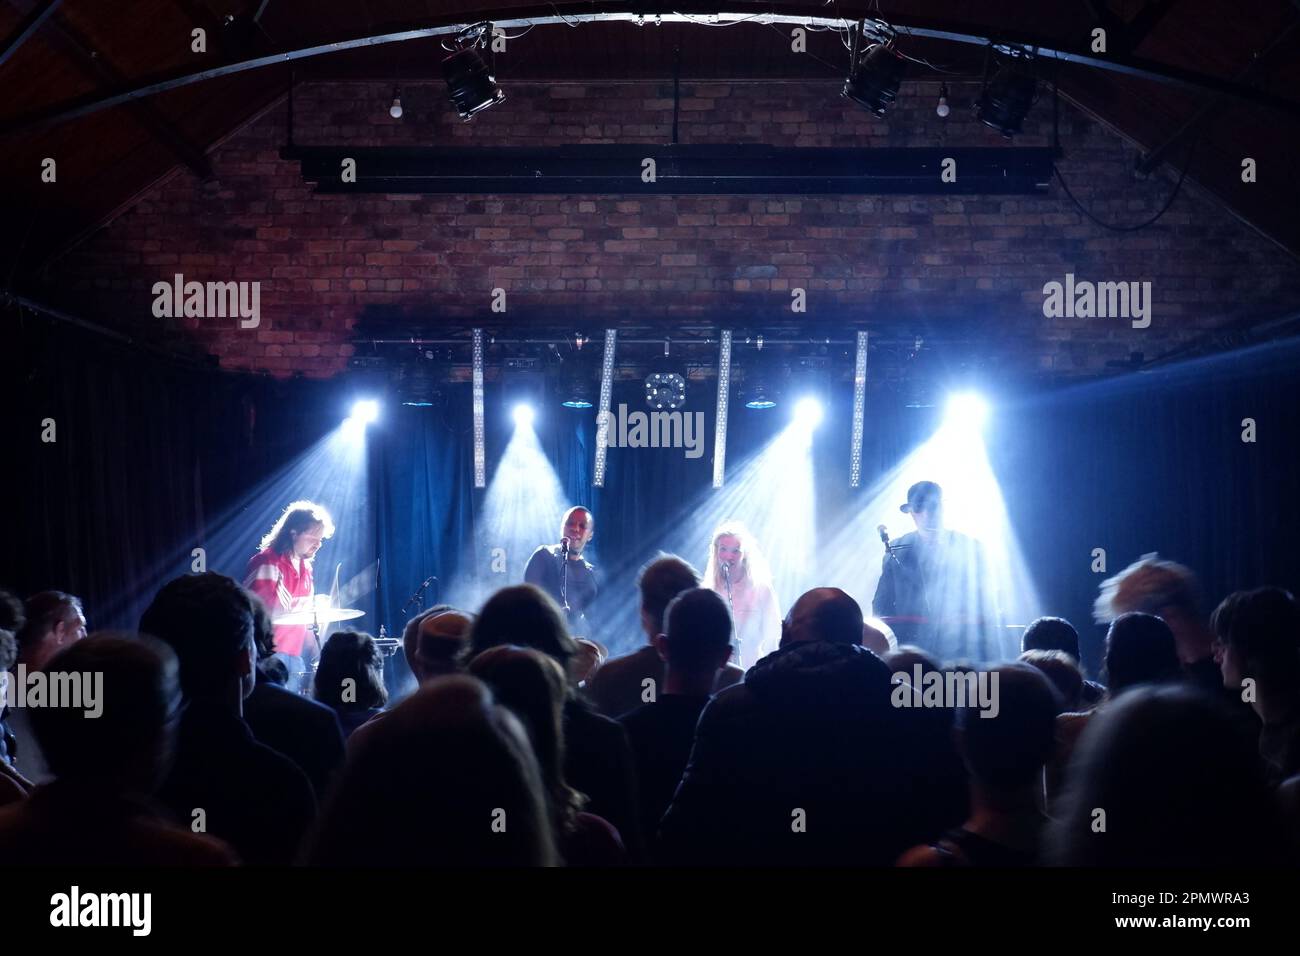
<box><xmin>781</xmin><ymin>588</ymin><xmax>864</xmax><ymax>647</ymax></box>
<box><xmin>658</xmin><ymin>588</ymin><xmax>733</xmax><ymax>675</ymax></box>
<box><xmin>1048</xmin><ymin>684</ymin><xmax>1283</xmax><ymax>866</ymax></box>
<box><xmin>1019</xmin><ymin>649</ymin><xmax>1084</xmax><ymax>712</ymax></box>
<box><xmin>1022</xmin><ymin>616</ymin><xmax>1081</xmax><ymax>661</ymax></box>
<box><xmin>957</xmin><ymin>663</ymin><xmax>1060</xmax><ymax>791</ymax></box>
<box><xmin>1211</xmin><ymin>587</ymin><xmax>1300</xmax><ymax>691</ymax></box>
<box><xmin>1103</xmin><ymin>612</ymin><xmax>1180</xmax><ymax>693</ymax></box>
<box><xmin>307</xmin><ymin>675</ymin><xmax>557</xmax><ymax>866</ymax></box>
<box><xmin>638</xmin><ymin>554</ymin><xmax>700</xmax><ymax>640</ymax></box>
<box><xmin>140</xmin><ymin>573</ymin><xmax>256</xmax><ymax>703</ymax></box>
<box><xmin>468</xmin><ymin>585</ymin><xmax>579</xmax><ymax>675</ymax></box>
<box><xmin>17</xmin><ymin>591</ymin><xmax>86</xmax><ymax>671</ymax></box>
<box><xmin>315</xmin><ymin>630</ymin><xmax>388</xmax><ymax>711</ymax></box>
<box><xmin>30</xmin><ymin>633</ymin><xmax>181</xmax><ymax>794</ymax></box>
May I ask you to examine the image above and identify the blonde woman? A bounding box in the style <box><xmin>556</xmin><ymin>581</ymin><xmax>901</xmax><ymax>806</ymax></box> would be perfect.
<box><xmin>704</xmin><ymin>522</ymin><xmax>782</xmax><ymax>668</ymax></box>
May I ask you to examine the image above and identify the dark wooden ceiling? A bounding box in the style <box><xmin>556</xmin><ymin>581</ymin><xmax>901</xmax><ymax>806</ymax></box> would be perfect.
<box><xmin>2</xmin><ymin>0</ymin><xmax>1298</xmax><ymax>279</ymax></box>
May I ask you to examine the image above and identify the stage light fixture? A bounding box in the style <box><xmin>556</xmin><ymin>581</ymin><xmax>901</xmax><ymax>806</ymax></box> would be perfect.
<box><xmin>794</xmin><ymin>397</ymin><xmax>825</xmax><ymax>428</ymax></box>
<box><xmin>443</xmin><ymin>26</ymin><xmax>505</xmax><ymax>121</ymax></box>
<box><xmin>397</xmin><ymin>361</ymin><xmax>443</xmax><ymax>407</ymax></box>
<box><xmin>561</xmin><ymin>389</ymin><xmax>593</xmax><ymax>409</ymax></box>
<box><xmin>645</xmin><ymin>372</ymin><xmax>686</xmax><ymax>410</ymax></box>
<box><xmin>512</xmin><ymin>403</ymin><xmax>536</xmax><ymax>428</ymax></box>
<box><xmin>592</xmin><ymin>330</ymin><xmax>617</xmax><ymax>487</ymax></box>
<box><xmin>351</xmin><ymin>399</ymin><xmax>380</xmax><ymax>424</ymax></box>
<box><xmin>977</xmin><ymin>51</ymin><xmax>1038</xmax><ymax>137</ymax></box>
<box><xmin>712</xmin><ymin>330</ymin><xmax>732</xmax><ymax>489</ymax></box>
<box><xmin>850</xmin><ymin>331</ymin><xmax>868</xmax><ymax>487</ymax></box>
<box><xmin>561</xmin><ymin>358</ymin><xmax>595</xmax><ymax>408</ymax></box>
<box><xmin>744</xmin><ymin>376</ymin><xmax>777</xmax><ymax>410</ymax></box>
<box><xmin>944</xmin><ymin>392</ymin><xmax>990</xmax><ymax>431</ymax></box>
<box><xmin>842</xmin><ymin>42</ymin><xmax>907</xmax><ymax>118</ymax></box>
<box><xmin>472</xmin><ymin>328</ymin><xmax>486</xmax><ymax>488</ymax></box>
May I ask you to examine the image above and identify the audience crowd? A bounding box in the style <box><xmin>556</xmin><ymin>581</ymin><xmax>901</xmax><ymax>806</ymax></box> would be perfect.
<box><xmin>1</xmin><ymin>553</ymin><xmax>1297</xmax><ymax>866</ymax></box>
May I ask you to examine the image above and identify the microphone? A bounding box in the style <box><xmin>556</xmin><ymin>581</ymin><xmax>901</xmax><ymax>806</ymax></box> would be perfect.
<box><xmin>401</xmin><ymin>576</ymin><xmax>438</xmax><ymax>615</ymax></box>
<box><xmin>559</xmin><ymin>536</ymin><xmax>570</xmax><ymax>556</ymax></box>
<box><xmin>877</xmin><ymin>524</ymin><xmax>890</xmax><ymax>547</ymax></box>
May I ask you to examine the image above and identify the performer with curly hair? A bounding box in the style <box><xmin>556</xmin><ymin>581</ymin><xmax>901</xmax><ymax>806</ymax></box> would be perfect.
<box><xmin>243</xmin><ymin>500</ymin><xmax>335</xmax><ymax>681</ymax></box>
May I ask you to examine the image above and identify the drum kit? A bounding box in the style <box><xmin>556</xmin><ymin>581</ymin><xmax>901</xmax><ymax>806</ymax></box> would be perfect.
<box><xmin>271</xmin><ymin>605</ymin><xmax>403</xmax><ymax>694</ymax></box>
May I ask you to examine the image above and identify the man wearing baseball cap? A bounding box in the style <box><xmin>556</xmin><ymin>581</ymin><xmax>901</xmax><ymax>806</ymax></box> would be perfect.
<box><xmin>872</xmin><ymin>481</ymin><xmax>994</xmax><ymax>659</ymax></box>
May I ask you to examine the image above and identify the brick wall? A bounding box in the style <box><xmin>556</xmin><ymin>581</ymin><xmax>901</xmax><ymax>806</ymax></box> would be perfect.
<box><xmin>36</xmin><ymin>78</ymin><xmax>1300</xmax><ymax>378</ymax></box>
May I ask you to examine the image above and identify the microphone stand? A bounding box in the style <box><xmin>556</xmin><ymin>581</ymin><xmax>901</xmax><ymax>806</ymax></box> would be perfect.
<box><xmin>722</xmin><ymin>562</ymin><xmax>741</xmax><ymax>665</ymax></box>
<box><xmin>558</xmin><ymin>540</ymin><xmax>571</xmax><ymax>616</ymax></box>
<box><xmin>401</xmin><ymin>576</ymin><xmax>437</xmax><ymax>617</ymax></box>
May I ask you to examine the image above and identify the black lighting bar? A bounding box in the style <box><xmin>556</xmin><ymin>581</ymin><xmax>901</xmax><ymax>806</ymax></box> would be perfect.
<box><xmin>7</xmin><ymin>4</ymin><xmax>1300</xmax><ymax>137</ymax></box>
<box><xmin>284</xmin><ymin>145</ymin><xmax>1053</xmax><ymax>195</ymax></box>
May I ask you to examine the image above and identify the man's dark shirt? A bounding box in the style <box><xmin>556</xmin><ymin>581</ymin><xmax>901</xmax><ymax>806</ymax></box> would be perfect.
<box><xmin>0</xmin><ymin>781</ymin><xmax>237</xmax><ymax>866</ymax></box>
<box><xmin>244</xmin><ymin>678</ymin><xmax>346</xmax><ymax>801</ymax></box>
<box><xmin>584</xmin><ymin>644</ymin><xmax>744</xmax><ymax>717</ymax></box>
<box><xmin>872</xmin><ymin>529</ymin><xmax>994</xmax><ymax>659</ymax></box>
<box><xmin>1259</xmin><ymin>710</ymin><xmax>1300</xmax><ymax>785</ymax></box>
<box><xmin>525</xmin><ymin>545</ymin><xmax>598</xmax><ymax>636</ymax></box>
<box><xmin>658</xmin><ymin>641</ymin><xmax>966</xmax><ymax>865</ymax></box>
<box><xmin>563</xmin><ymin>697</ymin><xmax>642</xmax><ymax>860</ymax></box>
<box><xmin>158</xmin><ymin>701</ymin><xmax>317</xmax><ymax>866</ymax></box>
<box><xmin>619</xmin><ymin>693</ymin><xmax>710</xmax><ymax>840</ymax></box>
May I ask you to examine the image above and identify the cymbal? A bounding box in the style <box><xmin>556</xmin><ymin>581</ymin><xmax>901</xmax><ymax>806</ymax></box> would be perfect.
<box><xmin>274</xmin><ymin>607</ymin><xmax>365</xmax><ymax>626</ymax></box>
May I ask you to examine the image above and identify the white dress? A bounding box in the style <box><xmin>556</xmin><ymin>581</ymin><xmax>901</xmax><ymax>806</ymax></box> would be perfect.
<box><xmin>714</xmin><ymin>577</ymin><xmax>782</xmax><ymax>669</ymax></box>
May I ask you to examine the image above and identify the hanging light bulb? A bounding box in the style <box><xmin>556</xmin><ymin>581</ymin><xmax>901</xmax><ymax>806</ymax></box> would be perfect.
<box><xmin>936</xmin><ymin>82</ymin><xmax>950</xmax><ymax>118</ymax></box>
<box><xmin>389</xmin><ymin>87</ymin><xmax>403</xmax><ymax>119</ymax></box>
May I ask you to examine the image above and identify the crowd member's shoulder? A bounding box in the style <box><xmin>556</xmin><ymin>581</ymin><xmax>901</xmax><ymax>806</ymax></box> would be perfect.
<box><xmin>0</xmin><ymin>773</ymin><xmax>25</xmax><ymax>808</ymax></box>
<box><xmin>715</xmin><ymin>662</ymin><xmax>745</xmax><ymax>690</ymax></box>
<box><xmin>896</xmin><ymin>843</ymin><xmax>950</xmax><ymax>868</ymax></box>
<box><xmin>129</xmin><ymin>819</ymin><xmax>241</xmax><ymax>866</ymax></box>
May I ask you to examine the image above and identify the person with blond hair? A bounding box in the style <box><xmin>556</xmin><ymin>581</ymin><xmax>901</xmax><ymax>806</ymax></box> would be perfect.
<box><xmin>703</xmin><ymin>521</ymin><xmax>781</xmax><ymax>668</ymax></box>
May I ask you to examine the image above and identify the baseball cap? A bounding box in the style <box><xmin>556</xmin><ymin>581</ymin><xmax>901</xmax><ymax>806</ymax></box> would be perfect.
<box><xmin>900</xmin><ymin>480</ymin><xmax>942</xmax><ymax>514</ymax></box>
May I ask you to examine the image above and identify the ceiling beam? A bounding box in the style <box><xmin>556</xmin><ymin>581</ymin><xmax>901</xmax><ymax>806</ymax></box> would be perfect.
<box><xmin>1135</xmin><ymin>14</ymin><xmax>1300</xmax><ymax>174</ymax></box>
<box><xmin>2</xmin><ymin>2</ymin><xmax>1299</xmax><ymax>139</ymax></box>
<box><xmin>3</xmin><ymin>0</ymin><xmax>214</xmax><ymax>179</ymax></box>
<box><xmin>0</xmin><ymin>0</ymin><xmax>59</xmax><ymax>69</ymax></box>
